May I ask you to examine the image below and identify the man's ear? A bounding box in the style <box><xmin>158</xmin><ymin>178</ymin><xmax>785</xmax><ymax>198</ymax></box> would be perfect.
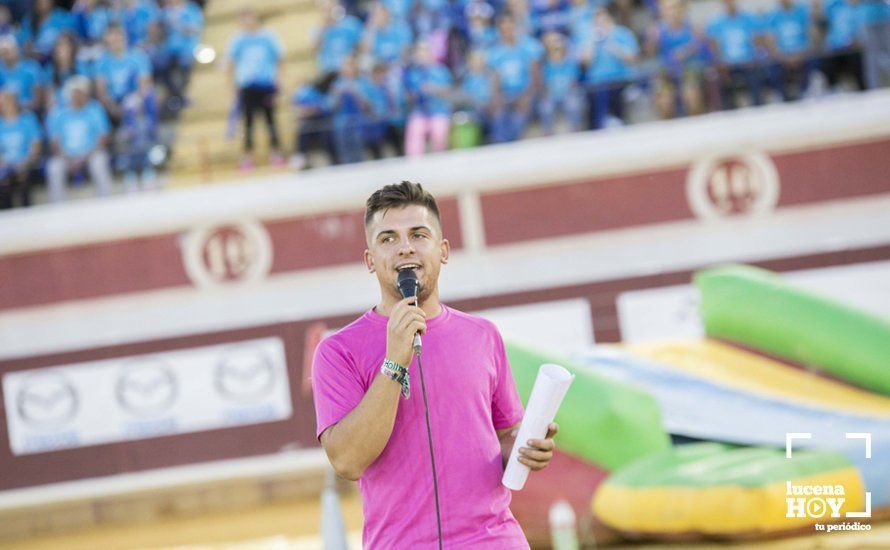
<box><xmin>440</xmin><ymin>238</ymin><xmax>450</xmax><ymax>264</ymax></box>
<box><xmin>364</xmin><ymin>249</ymin><xmax>375</xmax><ymax>273</ymax></box>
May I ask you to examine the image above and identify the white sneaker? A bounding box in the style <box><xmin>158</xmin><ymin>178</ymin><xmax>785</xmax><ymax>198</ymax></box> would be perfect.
<box><xmin>289</xmin><ymin>153</ymin><xmax>307</xmax><ymax>170</ymax></box>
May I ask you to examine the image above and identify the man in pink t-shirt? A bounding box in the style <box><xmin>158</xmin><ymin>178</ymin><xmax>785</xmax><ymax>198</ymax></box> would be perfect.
<box><xmin>312</xmin><ymin>181</ymin><xmax>558</xmax><ymax>548</ymax></box>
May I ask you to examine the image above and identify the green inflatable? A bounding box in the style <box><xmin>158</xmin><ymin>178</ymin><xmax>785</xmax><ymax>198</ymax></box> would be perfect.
<box><xmin>695</xmin><ymin>265</ymin><xmax>890</xmax><ymax>396</ymax></box>
<box><xmin>505</xmin><ymin>342</ymin><xmax>670</xmax><ymax>470</ymax></box>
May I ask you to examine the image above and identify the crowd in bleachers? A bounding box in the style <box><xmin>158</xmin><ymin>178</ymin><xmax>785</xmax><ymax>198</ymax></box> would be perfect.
<box><xmin>233</xmin><ymin>0</ymin><xmax>887</xmax><ymax>169</ymax></box>
<box><xmin>0</xmin><ymin>0</ymin><xmax>204</xmax><ymax>209</ymax></box>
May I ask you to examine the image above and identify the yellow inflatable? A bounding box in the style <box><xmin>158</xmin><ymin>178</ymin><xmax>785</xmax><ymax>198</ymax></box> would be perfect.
<box><xmin>592</xmin><ymin>443</ymin><xmax>866</xmax><ymax>537</ymax></box>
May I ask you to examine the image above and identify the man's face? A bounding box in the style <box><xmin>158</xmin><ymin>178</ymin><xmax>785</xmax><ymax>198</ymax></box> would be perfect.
<box><xmin>71</xmin><ymin>87</ymin><xmax>87</xmax><ymax>108</ymax></box>
<box><xmin>364</xmin><ymin>204</ymin><xmax>450</xmax><ymax>305</ymax></box>
<box><xmin>0</xmin><ymin>92</ymin><xmax>15</xmax><ymax>116</ymax></box>
<box><xmin>0</xmin><ymin>44</ymin><xmax>14</xmax><ymax>64</ymax></box>
<box><xmin>498</xmin><ymin>19</ymin><xmax>516</xmax><ymax>42</ymax></box>
<box><xmin>107</xmin><ymin>30</ymin><xmax>125</xmax><ymax>53</ymax></box>
<box><xmin>241</xmin><ymin>12</ymin><xmax>258</xmax><ymax>30</ymax></box>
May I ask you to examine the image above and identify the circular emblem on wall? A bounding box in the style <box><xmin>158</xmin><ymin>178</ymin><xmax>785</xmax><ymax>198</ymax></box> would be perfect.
<box><xmin>181</xmin><ymin>220</ymin><xmax>273</xmax><ymax>288</ymax></box>
<box><xmin>115</xmin><ymin>359</ymin><xmax>178</xmax><ymax>416</ymax></box>
<box><xmin>15</xmin><ymin>372</ymin><xmax>79</xmax><ymax>428</ymax></box>
<box><xmin>686</xmin><ymin>152</ymin><xmax>780</xmax><ymax>219</ymax></box>
<box><xmin>214</xmin><ymin>346</ymin><xmax>277</xmax><ymax>403</ymax></box>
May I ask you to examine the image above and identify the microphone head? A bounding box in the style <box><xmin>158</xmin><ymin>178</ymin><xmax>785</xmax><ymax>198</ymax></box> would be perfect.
<box><xmin>396</xmin><ymin>268</ymin><xmax>420</xmax><ymax>300</ymax></box>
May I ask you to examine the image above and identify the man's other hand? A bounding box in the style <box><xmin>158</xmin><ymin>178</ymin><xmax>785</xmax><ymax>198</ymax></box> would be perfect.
<box><xmin>518</xmin><ymin>422</ymin><xmax>558</xmax><ymax>471</ymax></box>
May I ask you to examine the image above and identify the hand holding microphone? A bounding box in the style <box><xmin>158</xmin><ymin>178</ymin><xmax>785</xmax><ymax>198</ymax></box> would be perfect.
<box><xmin>384</xmin><ymin>269</ymin><xmax>426</xmax><ymax>367</ymax></box>
<box><xmin>397</xmin><ymin>268</ymin><xmax>424</xmax><ymax>355</ymax></box>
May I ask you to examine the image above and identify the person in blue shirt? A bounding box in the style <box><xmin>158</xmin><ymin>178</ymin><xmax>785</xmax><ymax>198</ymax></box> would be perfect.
<box><xmin>383</xmin><ymin>0</ymin><xmax>415</xmax><ymax>21</ymax></box>
<box><xmin>142</xmin><ymin>20</ymin><xmax>175</xmax><ymax>104</ymax></box>
<box><xmin>582</xmin><ymin>6</ymin><xmax>639</xmax><ymax>129</ymax></box>
<box><xmin>362</xmin><ymin>3</ymin><xmax>414</xmax><ymax>65</ymax></box>
<box><xmin>0</xmin><ymin>38</ymin><xmax>45</xmax><ymax>114</ymax></box>
<box><xmin>115</xmin><ymin>92</ymin><xmax>159</xmax><ymax>193</ymax></box>
<box><xmin>329</xmin><ymin>55</ymin><xmax>370</xmax><ymax>164</ymax></box>
<box><xmin>457</xmin><ymin>48</ymin><xmax>497</xmax><ymax>141</ymax></box>
<box><xmin>818</xmin><ymin>0</ymin><xmax>867</xmax><ymax>89</ymax></box>
<box><xmin>290</xmin><ymin>72</ymin><xmax>337</xmax><ymax>169</ymax></box>
<box><xmin>763</xmin><ymin>0</ymin><xmax>818</xmax><ymax>100</ymax></box>
<box><xmin>465</xmin><ymin>2</ymin><xmax>499</xmax><ymax>52</ymax></box>
<box><xmin>73</xmin><ymin>0</ymin><xmax>112</xmax><ymax>47</ymax></box>
<box><xmin>706</xmin><ymin>0</ymin><xmax>766</xmax><ymax>108</ymax></box>
<box><xmin>645</xmin><ymin>0</ymin><xmax>708</xmax><ymax>117</ymax></box>
<box><xmin>226</xmin><ymin>8</ymin><xmax>285</xmax><ymax>170</ymax></box>
<box><xmin>163</xmin><ymin>0</ymin><xmax>203</xmax><ymax>63</ymax></box>
<box><xmin>538</xmin><ymin>32</ymin><xmax>583</xmax><ymax>134</ymax></box>
<box><xmin>162</xmin><ymin>0</ymin><xmax>203</xmax><ymax>109</ymax></box>
<box><xmin>415</xmin><ymin>0</ymin><xmax>453</xmax><ymax>64</ymax></box>
<box><xmin>361</xmin><ymin>63</ymin><xmax>399</xmax><ymax>160</ymax></box>
<box><xmin>314</xmin><ymin>1</ymin><xmax>363</xmax><ymax>75</ymax></box>
<box><xmin>487</xmin><ymin>15</ymin><xmax>543</xmax><ymax>142</ymax></box>
<box><xmin>45</xmin><ymin>76</ymin><xmax>114</xmax><ymax>203</ymax></box>
<box><xmin>95</xmin><ymin>25</ymin><xmax>154</xmax><ymax>123</ymax></box>
<box><xmin>113</xmin><ymin>0</ymin><xmax>162</xmax><ymax>47</ymax></box>
<box><xmin>404</xmin><ymin>40</ymin><xmax>454</xmax><ymax>157</ymax></box>
<box><xmin>43</xmin><ymin>33</ymin><xmax>93</xmax><ymax>112</ymax></box>
<box><xmin>533</xmin><ymin>0</ymin><xmax>571</xmax><ymax>37</ymax></box>
<box><xmin>0</xmin><ymin>90</ymin><xmax>41</xmax><ymax>209</ymax></box>
<box><xmin>567</xmin><ymin>0</ymin><xmax>596</xmax><ymax>54</ymax></box>
<box><xmin>0</xmin><ymin>5</ymin><xmax>17</xmax><ymax>46</ymax></box>
<box><xmin>506</xmin><ymin>0</ymin><xmax>535</xmax><ymax>38</ymax></box>
<box><xmin>21</xmin><ymin>0</ymin><xmax>76</xmax><ymax>61</ymax></box>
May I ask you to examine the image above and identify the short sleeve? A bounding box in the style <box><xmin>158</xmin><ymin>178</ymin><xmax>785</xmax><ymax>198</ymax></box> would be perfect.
<box><xmin>227</xmin><ymin>34</ymin><xmax>241</xmax><ymax>63</ymax></box>
<box><xmin>45</xmin><ymin>110</ymin><xmax>59</xmax><ymax>140</ymax></box>
<box><xmin>133</xmin><ymin>51</ymin><xmax>152</xmax><ymax>77</ymax></box>
<box><xmin>489</xmin><ymin>327</ymin><xmax>524</xmax><ymax>430</ymax></box>
<box><xmin>91</xmin><ymin>102</ymin><xmax>111</xmax><ymax>133</ymax></box>
<box><xmin>311</xmin><ymin>337</ymin><xmax>367</xmax><ymax>440</ymax></box>
<box><xmin>25</xmin><ymin>112</ymin><xmax>42</xmax><ymax>141</ymax></box>
<box><xmin>622</xmin><ymin>28</ymin><xmax>640</xmax><ymax>55</ymax></box>
<box><xmin>270</xmin><ymin>32</ymin><xmax>284</xmax><ymax>59</ymax></box>
<box><xmin>706</xmin><ymin>20</ymin><xmax>719</xmax><ymax>40</ymax></box>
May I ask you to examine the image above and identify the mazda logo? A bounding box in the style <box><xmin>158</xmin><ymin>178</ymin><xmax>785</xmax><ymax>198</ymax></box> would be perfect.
<box><xmin>15</xmin><ymin>372</ymin><xmax>79</xmax><ymax>428</ymax></box>
<box><xmin>115</xmin><ymin>359</ymin><xmax>178</xmax><ymax>416</ymax></box>
<box><xmin>214</xmin><ymin>347</ymin><xmax>276</xmax><ymax>402</ymax></box>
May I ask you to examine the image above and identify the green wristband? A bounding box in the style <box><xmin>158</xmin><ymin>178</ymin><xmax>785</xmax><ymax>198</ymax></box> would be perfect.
<box><xmin>381</xmin><ymin>359</ymin><xmax>410</xmax><ymax>399</ymax></box>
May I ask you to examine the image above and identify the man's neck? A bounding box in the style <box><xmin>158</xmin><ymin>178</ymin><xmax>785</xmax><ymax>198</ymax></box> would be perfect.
<box><xmin>376</xmin><ymin>292</ymin><xmax>443</xmax><ymax>319</ymax></box>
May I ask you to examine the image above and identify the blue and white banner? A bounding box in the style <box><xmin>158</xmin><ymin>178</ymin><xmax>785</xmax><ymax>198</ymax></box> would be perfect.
<box><xmin>2</xmin><ymin>338</ymin><xmax>292</xmax><ymax>455</ymax></box>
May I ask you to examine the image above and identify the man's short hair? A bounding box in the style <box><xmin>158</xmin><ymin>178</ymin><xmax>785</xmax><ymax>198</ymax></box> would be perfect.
<box><xmin>364</xmin><ymin>181</ymin><xmax>441</xmax><ymax>227</ymax></box>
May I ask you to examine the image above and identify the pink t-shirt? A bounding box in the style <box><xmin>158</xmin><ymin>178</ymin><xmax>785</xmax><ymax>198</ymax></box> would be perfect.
<box><xmin>312</xmin><ymin>304</ymin><xmax>528</xmax><ymax>549</ymax></box>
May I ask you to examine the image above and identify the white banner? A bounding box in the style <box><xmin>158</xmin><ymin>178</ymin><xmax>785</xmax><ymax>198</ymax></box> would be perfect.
<box><xmin>2</xmin><ymin>338</ymin><xmax>292</xmax><ymax>456</ymax></box>
<box><xmin>617</xmin><ymin>261</ymin><xmax>890</xmax><ymax>343</ymax></box>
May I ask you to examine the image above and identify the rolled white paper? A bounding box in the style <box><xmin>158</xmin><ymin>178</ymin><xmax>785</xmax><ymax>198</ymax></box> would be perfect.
<box><xmin>502</xmin><ymin>363</ymin><xmax>575</xmax><ymax>491</ymax></box>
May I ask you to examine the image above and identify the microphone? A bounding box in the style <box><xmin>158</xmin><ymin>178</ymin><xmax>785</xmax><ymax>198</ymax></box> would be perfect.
<box><xmin>396</xmin><ymin>268</ymin><xmax>423</xmax><ymax>355</ymax></box>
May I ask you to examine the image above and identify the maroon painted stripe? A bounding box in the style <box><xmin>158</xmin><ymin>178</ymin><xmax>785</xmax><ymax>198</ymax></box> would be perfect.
<box><xmin>0</xmin><ymin>199</ymin><xmax>463</xmax><ymax>312</ymax></box>
<box><xmin>481</xmin><ymin>168</ymin><xmax>691</xmax><ymax>246</ymax></box>
<box><xmin>481</xmin><ymin>137</ymin><xmax>890</xmax><ymax>246</ymax></box>
<box><xmin>0</xmin><ymin>236</ymin><xmax>190</xmax><ymax>311</ymax></box>
<box><xmin>775</xmin><ymin>139</ymin><xmax>890</xmax><ymax>206</ymax></box>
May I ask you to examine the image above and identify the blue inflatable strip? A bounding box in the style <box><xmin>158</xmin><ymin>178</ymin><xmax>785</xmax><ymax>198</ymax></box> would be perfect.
<box><xmin>573</xmin><ymin>348</ymin><xmax>890</xmax><ymax>508</ymax></box>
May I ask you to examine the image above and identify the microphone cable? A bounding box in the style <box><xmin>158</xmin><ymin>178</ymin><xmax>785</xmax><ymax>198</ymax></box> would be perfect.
<box><xmin>415</xmin><ymin>349</ymin><xmax>444</xmax><ymax>550</ymax></box>
<box><xmin>396</xmin><ymin>268</ymin><xmax>443</xmax><ymax>548</ymax></box>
